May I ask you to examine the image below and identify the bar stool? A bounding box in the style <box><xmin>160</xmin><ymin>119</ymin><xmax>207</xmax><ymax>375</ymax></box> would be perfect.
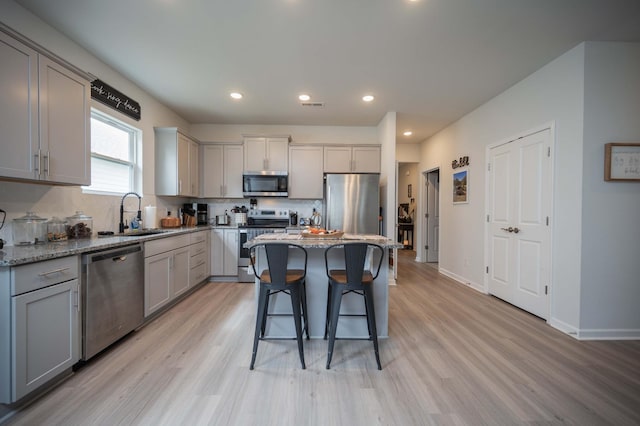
<box><xmin>324</xmin><ymin>243</ymin><xmax>384</xmax><ymax>370</ymax></box>
<box><xmin>249</xmin><ymin>243</ymin><xmax>309</xmax><ymax>370</ymax></box>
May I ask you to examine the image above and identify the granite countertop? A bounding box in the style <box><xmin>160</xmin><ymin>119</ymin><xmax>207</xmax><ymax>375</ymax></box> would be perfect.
<box><xmin>0</xmin><ymin>226</ymin><xmax>212</xmax><ymax>267</ymax></box>
<box><xmin>244</xmin><ymin>233</ymin><xmax>404</xmax><ymax>249</ymax></box>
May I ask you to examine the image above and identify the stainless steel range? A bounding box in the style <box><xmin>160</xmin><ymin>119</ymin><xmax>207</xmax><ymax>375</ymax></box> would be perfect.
<box><xmin>238</xmin><ymin>208</ymin><xmax>289</xmax><ymax>282</ymax></box>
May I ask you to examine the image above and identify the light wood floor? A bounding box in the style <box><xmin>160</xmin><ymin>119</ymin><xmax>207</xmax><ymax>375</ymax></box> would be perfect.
<box><xmin>5</xmin><ymin>250</ymin><xmax>640</xmax><ymax>425</ymax></box>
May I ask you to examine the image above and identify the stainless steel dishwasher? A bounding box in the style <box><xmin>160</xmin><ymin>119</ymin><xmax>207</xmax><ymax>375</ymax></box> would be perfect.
<box><xmin>81</xmin><ymin>243</ymin><xmax>144</xmax><ymax>360</ymax></box>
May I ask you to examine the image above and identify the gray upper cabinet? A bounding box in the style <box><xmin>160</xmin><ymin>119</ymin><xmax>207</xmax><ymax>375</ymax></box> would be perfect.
<box><xmin>323</xmin><ymin>145</ymin><xmax>381</xmax><ymax>173</ymax></box>
<box><xmin>0</xmin><ymin>31</ymin><xmax>90</xmax><ymax>185</ymax></box>
<box><xmin>201</xmin><ymin>144</ymin><xmax>244</xmax><ymax>198</ymax></box>
<box><xmin>155</xmin><ymin>127</ymin><xmax>200</xmax><ymax>197</ymax></box>
<box><xmin>243</xmin><ymin>137</ymin><xmax>289</xmax><ymax>172</ymax></box>
<box><xmin>288</xmin><ymin>145</ymin><xmax>324</xmax><ymax>199</ymax></box>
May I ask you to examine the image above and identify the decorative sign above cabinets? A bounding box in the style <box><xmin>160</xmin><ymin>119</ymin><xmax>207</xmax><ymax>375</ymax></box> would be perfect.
<box><xmin>452</xmin><ymin>156</ymin><xmax>470</xmax><ymax>169</ymax></box>
<box><xmin>90</xmin><ymin>79</ymin><xmax>141</xmax><ymax>121</ymax></box>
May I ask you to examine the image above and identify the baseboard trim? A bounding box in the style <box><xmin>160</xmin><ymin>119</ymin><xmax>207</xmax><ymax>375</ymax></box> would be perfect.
<box><xmin>438</xmin><ymin>268</ymin><xmax>484</xmax><ymax>293</ymax></box>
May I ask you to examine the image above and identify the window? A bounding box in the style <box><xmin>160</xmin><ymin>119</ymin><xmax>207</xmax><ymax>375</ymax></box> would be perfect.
<box><xmin>83</xmin><ymin>110</ymin><xmax>141</xmax><ymax>195</ymax></box>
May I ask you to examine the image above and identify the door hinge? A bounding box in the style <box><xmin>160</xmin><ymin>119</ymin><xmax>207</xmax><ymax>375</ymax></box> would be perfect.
<box><xmin>547</xmin><ymin>147</ymin><xmax>551</xmax><ymax>157</ymax></box>
<box><xmin>546</xmin><ymin>216</ymin><xmax>549</xmax><ymax>226</ymax></box>
<box><xmin>487</xmin><ymin>163</ymin><xmax>491</xmax><ymax>172</ymax></box>
<box><xmin>486</xmin><ymin>266</ymin><xmax>489</xmax><ymax>274</ymax></box>
<box><xmin>425</xmin><ymin>245</ymin><xmax>428</xmax><ymax>250</ymax></box>
<box><xmin>545</xmin><ymin>285</ymin><xmax>548</xmax><ymax>295</ymax></box>
<box><xmin>486</xmin><ymin>214</ymin><xmax>490</xmax><ymax>223</ymax></box>
<box><xmin>425</xmin><ymin>213</ymin><xmax>429</xmax><ymax>218</ymax></box>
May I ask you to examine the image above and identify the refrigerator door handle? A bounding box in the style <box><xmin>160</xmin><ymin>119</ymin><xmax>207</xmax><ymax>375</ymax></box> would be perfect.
<box><xmin>325</xmin><ymin>184</ymin><xmax>331</xmax><ymax>230</ymax></box>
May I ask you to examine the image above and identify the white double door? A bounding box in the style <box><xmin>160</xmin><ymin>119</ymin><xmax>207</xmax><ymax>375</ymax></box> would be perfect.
<box><xmin>487</xmin><ymin>128</ymin><xmax>552</xmax><ymax>319</ymax></box>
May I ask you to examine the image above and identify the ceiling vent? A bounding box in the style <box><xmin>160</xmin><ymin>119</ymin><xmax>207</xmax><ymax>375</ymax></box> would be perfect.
<box><xmin>300</xmin><ymin>102</ymin><xmax>325</xmax><ymax>108</ymax></box>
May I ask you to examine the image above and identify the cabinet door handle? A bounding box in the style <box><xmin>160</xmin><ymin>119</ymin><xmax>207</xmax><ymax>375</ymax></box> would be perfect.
<box><xmin>38</xmin><ymin>267</ymin><xmax>70</xmax><ymax>277</ymax></box>
<box><xmin>74</xmin><ymin>287</ymin><xmax>80</xmax><ymax>311</ymax></box>
<box><xmin>34</xmin><ymin>152</ymin><xmax>40</xmax><ymax>176</ymax></box>
<box><xmin>44</xmin><ymin>151</ymin><xmax>50</xmax><ymax>178</ymax></box>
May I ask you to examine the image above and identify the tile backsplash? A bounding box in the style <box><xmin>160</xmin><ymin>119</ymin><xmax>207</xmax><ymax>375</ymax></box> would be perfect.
<box><xmin>0</xmin><ymin>178</ymin><xmax>323</xmax><ymax>246</ymax></box>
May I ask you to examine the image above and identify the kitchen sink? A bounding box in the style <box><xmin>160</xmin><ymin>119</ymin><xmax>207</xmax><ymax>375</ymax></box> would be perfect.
<box><xmin>120</xmin><ymin>230</ymin><xmax>168</xmax><ymax>237</ymax></box>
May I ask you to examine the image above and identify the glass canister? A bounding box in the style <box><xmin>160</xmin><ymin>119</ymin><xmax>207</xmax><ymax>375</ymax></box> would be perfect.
<box><xmin>66</xmin><ymin>211</ymin><xmax>93</xmax><ymax>239</ymax></box>
<box><xmin>12</xmin><ymin>212</ymin><xmax>48</xmax><ymax>245</ymax></box>
<box><xmin>47</xmin><ymin>217</ymin><xmax>68</xmax><ymax>242</ymax></box>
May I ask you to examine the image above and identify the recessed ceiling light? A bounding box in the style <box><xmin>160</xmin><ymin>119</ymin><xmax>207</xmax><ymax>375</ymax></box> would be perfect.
<box><xmin>230</xmin><ymin>92</ymin><xmax>243</xmax><ymax>99</ymax></box>
<box><xmin>362</xmin><ymin>95</ymin><xmax>375</xmax><ymax>102</ymax></box>
<box><xmin>298</xmin><ymin>94</ymin><xmax>311</xmax><ymax>101</ymax></box>
<box><xmin>403</xmin><ymin>131</ymin><xmax>413</xmax><ymax>136</ymax></box>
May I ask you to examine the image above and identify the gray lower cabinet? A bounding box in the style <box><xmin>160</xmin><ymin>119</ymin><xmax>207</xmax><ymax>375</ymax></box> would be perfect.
<box><xmin>189</xmin><ymin>230</ymin><xmax>210</xmax><ymax>287</ymax></box>
<box><xmin>144</xmin><ymin>234</ymin><xmax>191</xmax><ymax>317</ymax></box>
<box><xmin>210</xmin><ymin>228</ymin><xmax>238</xmax><ymax>277</ymax></box>
<box><xmin>0</xmin><ymin>256</ymin><xmax>80</xmax><ymax>403</ymax></box>
<box><xmin>144</xmin><ymin>232</ymin><xmax>210</xmax><ymax>318</ymax></box>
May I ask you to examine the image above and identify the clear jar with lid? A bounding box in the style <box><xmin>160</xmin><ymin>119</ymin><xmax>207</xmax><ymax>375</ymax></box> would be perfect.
<box><xmin>47</xmin><ymin>217</ymin><xmax>68</xmax><ymax>242</ymax></box>
<box><xmin>12</xmin><ymin>212</ymin><xmax>48</xmax><ymax>245</ymax></box>
<box><xmin>66</xmin><ymin>211</ymin><xmax>93</xmax><ymax>239</ymax></box>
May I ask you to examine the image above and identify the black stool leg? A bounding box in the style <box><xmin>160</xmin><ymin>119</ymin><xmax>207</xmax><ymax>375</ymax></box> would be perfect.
<box><xmin>301</xmin><ymin>280</ymin><xmax>310</xmax><ymax>339</ymax></box>
<box><xmin>326</xmin><ymin>284</ymin><xmax>343</xmax><ymax>369</ymax></box>
<box><xmin>362</xmin><ymin>290</ymin><xmax>372</xmax><ymax>339</ymax></box>
<box><xmin>289</xmin><ymin>285</ymin><xmax>306</xmax><ymax>369</ymax></box>
<box><xmin>260</xmin><ymin>290</ymin><xmax>271</xmax><ymax>338</ymax></box>
<box><xmin>250</xmin><ymin>285</ymin><xmax>269</xmax><ymax>370</ymax></box>
<box><xmin>324</xmin><ymin>280</ymin><xmax>332</xmax><ymax>340</ymax></box>
<box><xmin>364</xmin><ymin>287</ymin><xmax>381</xmax><ymax>370</ymax></box>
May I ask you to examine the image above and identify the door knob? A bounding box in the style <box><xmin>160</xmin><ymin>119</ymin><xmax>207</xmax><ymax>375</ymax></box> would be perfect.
<box><xmin>500</xmin><ymin>226</ymin><xmax>520</xmax><ymax>234</ymax></box>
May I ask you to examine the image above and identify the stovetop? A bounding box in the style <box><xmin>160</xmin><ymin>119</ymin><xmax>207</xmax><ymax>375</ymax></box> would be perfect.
<box><xmin>238</xmin><ymin>223</ymin><xmax>288</xmax><ymax>229</ymax></box>
<box><xmin>241</xmin><ymin>208</ymin><xmax>290</xmax><ymax>229</ymax></box>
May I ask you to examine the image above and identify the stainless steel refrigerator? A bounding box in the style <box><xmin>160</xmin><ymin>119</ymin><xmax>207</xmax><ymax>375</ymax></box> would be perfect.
<box><xmin>324</xmin><ymin>173</ymin><xmax>380</xmax><ymax>234</ymax></box>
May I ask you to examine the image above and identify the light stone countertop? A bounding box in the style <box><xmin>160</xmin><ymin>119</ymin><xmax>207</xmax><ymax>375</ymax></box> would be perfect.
<box><xmin>0</xmin><ymin>226</ymin><xmax>213</xmax><ymax>267</ymax></box>
<box><xmin>244</xmin><ymin>233</ymin><xmax>403</xmax><ymax>249</ymax></box>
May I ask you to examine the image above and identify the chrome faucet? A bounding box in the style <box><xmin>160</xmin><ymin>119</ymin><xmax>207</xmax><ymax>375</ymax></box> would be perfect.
<box><xmin>119</xmin><ymin>192</ymin><xmax>142</xmax><ymax>234</ymax></box>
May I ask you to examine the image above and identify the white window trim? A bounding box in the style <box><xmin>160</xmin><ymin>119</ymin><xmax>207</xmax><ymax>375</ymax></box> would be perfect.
<box><xmin>83</xmin><ymin>108</ymin><xmax>143</xmax><ymax>196</ymax></box>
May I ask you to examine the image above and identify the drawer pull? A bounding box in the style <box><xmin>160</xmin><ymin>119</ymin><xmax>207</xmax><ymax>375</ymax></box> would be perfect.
<box><xmin>38</xmin><ymin>267</ymin><xmax>70</xmax><ymax>277</ymax></box>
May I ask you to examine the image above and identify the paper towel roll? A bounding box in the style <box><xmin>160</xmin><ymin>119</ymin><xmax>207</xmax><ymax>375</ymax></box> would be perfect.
<box><xmin>144</xmin><ymin>205</ymin><xmax>157</xmax><ymax>229</ymax></box>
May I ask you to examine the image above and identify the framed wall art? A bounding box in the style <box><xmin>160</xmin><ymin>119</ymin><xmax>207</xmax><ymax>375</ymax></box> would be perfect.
<box><xmin>604</xmin><ymin>143</ymin><xmax>640</xmax><ymax>181</ymax></box>
<box><xmin>453</xmin><ymin>170</ymin><xmax>468</xmax><ymax>204</ymax></box>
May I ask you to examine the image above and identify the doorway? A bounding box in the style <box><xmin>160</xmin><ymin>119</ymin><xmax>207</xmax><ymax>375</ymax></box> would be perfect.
<box><xmin>397</xmin><ymin>163</ymin><xmax>419</xmax><ymax>254</ymax></box>
<box><xmin>423</xmin><ymin>169</ymin><xmax>440</xmax><ymax>265</ymax></box>
<box><xmin>486</xmin><ymin>127</ymin><xmax>553</xmax><ymax>319</ymax></box>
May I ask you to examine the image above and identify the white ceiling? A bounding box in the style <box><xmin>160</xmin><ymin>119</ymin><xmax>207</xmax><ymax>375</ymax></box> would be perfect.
<box><xmin>15</xmin><ymin>0</ymin><xmax>640</xmax><ymax>143</ymax></box>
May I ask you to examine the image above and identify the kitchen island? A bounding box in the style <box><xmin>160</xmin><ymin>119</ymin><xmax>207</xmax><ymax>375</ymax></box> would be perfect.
<box><xmin>244</xmin><ymin>233</ymin><xmax>402</xmax><ymax>339</ymax></box>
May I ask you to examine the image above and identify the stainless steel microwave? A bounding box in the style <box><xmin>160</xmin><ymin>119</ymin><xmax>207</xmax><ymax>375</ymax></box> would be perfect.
<box><xmin>242</xmin><ymin>172</ymin><xmax>288</xmax><ymax>197</ymax></box>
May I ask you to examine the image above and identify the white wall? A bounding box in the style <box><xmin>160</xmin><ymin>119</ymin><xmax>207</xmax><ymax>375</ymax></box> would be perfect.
<box><xmin>418</xmin><ymin>44</ymin><xmax>586</xmax><ymax>332</ymax></box>
<box><xmin>0</xmin><ymin>2</ymin><xmax>190</xmax><ymax>242</ymax></box>
<box><xmin>396</xmin><ymin>143</ymin><xmax>421</xmax><ymax>163</ymax></box>
<box><xmin>378</xmin><ymin>112</ymin><xmax>397</xmax><ymax>239</ymax></box>
<box><xmin>580</xmin><ymin>42</ymin><xmax>640</xmax><ymax>336</ymax></box>
<box><xmin>191</xmin><ymin>124</ymin><xmax>378</xmax><ymax>144</ymax></box>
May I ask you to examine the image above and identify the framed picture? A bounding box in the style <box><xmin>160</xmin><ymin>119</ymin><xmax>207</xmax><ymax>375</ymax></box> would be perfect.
<box><xmin>408</xmin><ymin>184</ymin><xmax>412</xmax><ymax>197</ymax></box>
<box><xmin>453</xmin><ymin>170</ymin><xmax>468</xmax><ymax>204</ymax></box>
<box><xmin>604</xmin><ymin>143</ymin><xmax>640</xmax><ymax>181</ymax></box>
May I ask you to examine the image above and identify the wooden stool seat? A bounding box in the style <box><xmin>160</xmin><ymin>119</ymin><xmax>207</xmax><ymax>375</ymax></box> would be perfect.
<box><xmin>328</xmin><ymin>270</ymin><xmax>374</xmax><ymax>285</ymax></box>
<box><xmin>259</xmin><ymin>269</ymin><xmax>306</xmax><ymax>284</ymax></box>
